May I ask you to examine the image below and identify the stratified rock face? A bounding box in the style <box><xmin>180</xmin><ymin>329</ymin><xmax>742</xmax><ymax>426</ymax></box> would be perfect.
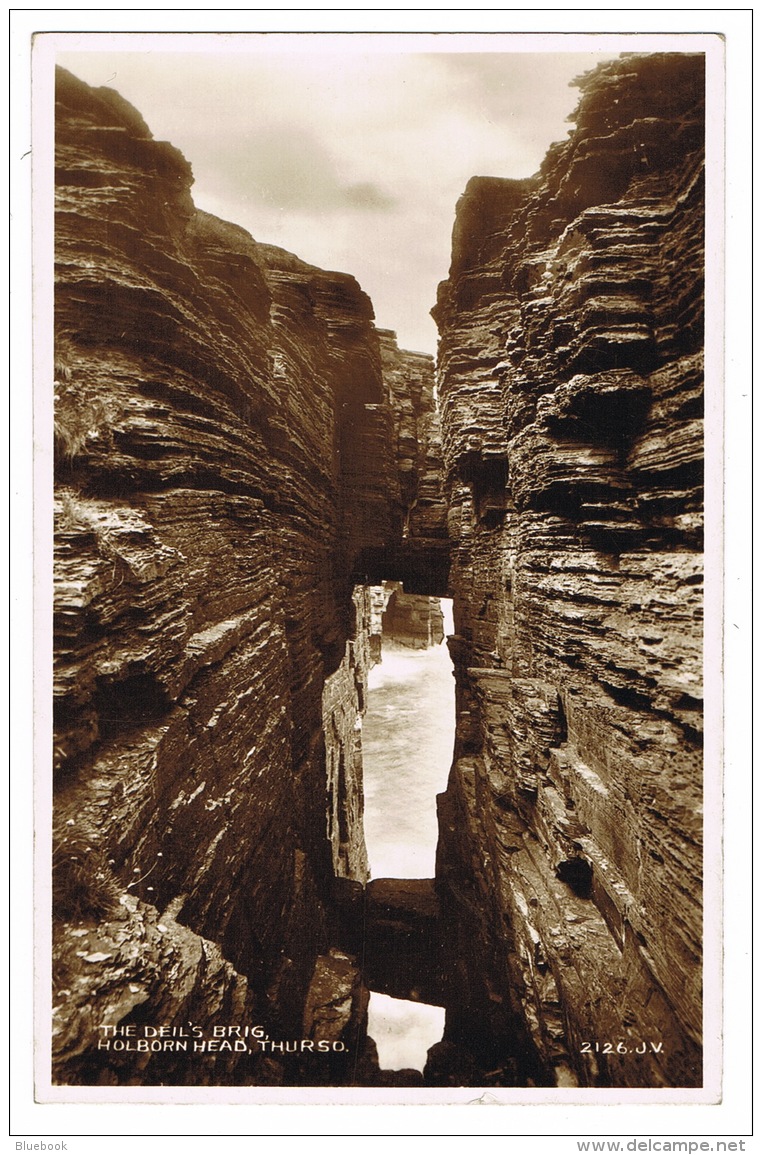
<box><xmin>52</xmin><ymin>893</ymin><xmax>255</xmax><ymax>1086</ymax></box>
<box><xmin>52</xmin><ymin>68</ymin><xmax>434</xmax><ymax>1084</ymax></box>
<box><xmin>366</xmin><ymin>580</ymin><xmax>446</xmax><ymax>652</ymax></box>
<box><xmin>322</xmin><ymin>586</ymin><xmax>373</xmax><ymax>882</ymax></box>
<box><xmin>358</xmin><ymin>334</ymin><xmax>450</xmax><ymax>596</ymax></box>
<box><xmin>381</xmin><ymin>586</ymin><xmax>445</xmax><ymax>649</ymax></box>
<box><xmin>433</xmin><ymin>54</ymin><xmax>704</xmax><ymax>1087</ymax></box>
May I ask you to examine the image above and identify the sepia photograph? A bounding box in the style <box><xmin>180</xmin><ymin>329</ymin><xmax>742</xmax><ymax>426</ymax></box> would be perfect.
<box><xmin>16</xmin><ymin>17</ymin><xmax>744</xmax><ymax>1129</ymax></box>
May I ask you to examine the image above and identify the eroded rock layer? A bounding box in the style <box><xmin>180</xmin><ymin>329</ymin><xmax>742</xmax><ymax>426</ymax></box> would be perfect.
<box><xmin>380</xmin><ymin>583</ymin><xmax>445</xmax><ymax>649</ymax></box>
<box><xmin>52</xmin><ymin>68</ymin><xmax>437</xmax><ymax>1084</ymax></box>
<box><xmin>433</xmin><ymin>53</ymin><xmax>704</xmax><ymax>1087</ymax></box>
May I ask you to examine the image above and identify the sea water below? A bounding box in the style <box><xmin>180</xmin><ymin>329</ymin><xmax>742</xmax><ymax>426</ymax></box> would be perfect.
<box><xmin>362</xmin><ymin>600</ymin><xmax>455</xmax><ymax>879</ymax></box>
<box><xmin>366</xmin><ymin>992</ymin><xmax>446</xmax><ymax>1073</ymax></box>
<box><xmin>361</xmin><ymin>600</ymin><xmax>455</xmax><ymax>1071</ymax></box>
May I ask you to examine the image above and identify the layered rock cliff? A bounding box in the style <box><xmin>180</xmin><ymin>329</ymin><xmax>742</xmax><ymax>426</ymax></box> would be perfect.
<box><xmin>433</xmin><ymin>53</ymin><xmax>704</xmax><ymax>1087</ymax></box>
<box><xmin>52</xmin><ymin>67</ymin><xmax>437</xmax><ymax>1084</ymax></box>
<box><xmin>50</xmin><ymin>51</ymin><xmax>705</xmax><ymax>1091</ymax></box>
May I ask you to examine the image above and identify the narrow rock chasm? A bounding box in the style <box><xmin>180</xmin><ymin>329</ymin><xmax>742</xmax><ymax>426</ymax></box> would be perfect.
<box><xmin>362</xmin><ymin>588</ymin><xmax>454</xmax><ymax>880</ymax></box>
<box><xmin>358</xmin><ymin>589</ymin><xmax>453</xmax><ymax>1075</ymax></box>
<box><xmin>51</xmin><ymin>52</ymin><xmax>704</xmax><ymax>1090</ymax></box>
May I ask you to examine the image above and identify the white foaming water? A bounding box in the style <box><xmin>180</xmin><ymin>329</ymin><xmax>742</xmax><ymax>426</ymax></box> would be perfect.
<box><xmin>361</xmin><ymin>601</ymin><xmax>454</xmax><ymax>1070</ymax></box>
<box><xmin>362</xmin><ymin>599</ymin><xmax>455</xmax><ymax>879</ymax></box>
<box><xmin>367</xmin><ymin>992</ymin><xmax>445</xmax><ymax>1073</ymax></box>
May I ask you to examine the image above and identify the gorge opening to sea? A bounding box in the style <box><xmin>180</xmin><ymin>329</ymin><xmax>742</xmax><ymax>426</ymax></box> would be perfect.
<box><xmin>363</xmin><ymin>596</ymin><xmax>455</xmax><ymax>1072</ymax></box>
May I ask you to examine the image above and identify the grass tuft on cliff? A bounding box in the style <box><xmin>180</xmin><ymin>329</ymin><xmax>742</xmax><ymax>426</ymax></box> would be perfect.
<box><xmin>54</xmin><ymin>339</ymin><xmax>116</xmax><ymax>463</ymax></box>
<box><xmin>52</xmin><ymin>822</ymin><xmax>121</xmax><ymax>922</ymax></box>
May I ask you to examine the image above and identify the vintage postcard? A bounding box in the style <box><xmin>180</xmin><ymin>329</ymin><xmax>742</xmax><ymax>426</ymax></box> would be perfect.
<box><xmin>12</xmin><ymin>10</ymin><xmax>751</xmax><ymax>1140</ymax></box>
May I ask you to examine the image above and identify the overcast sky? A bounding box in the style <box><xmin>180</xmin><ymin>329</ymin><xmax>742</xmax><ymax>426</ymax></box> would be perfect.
<box><xmin>56</xmin><ymin>42</ymin><xmax>617</xmax><ymax>355</ymax></box>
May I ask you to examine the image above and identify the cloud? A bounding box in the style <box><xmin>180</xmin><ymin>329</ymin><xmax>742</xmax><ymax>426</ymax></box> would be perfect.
<box><xmin>55</xmin><ymin>46</ymin><xmax>617</xmax><ymax>353</ymax></box>
<box><xmin>344</xmin><ymin>182</ymin><xmax>396</xmax><ymax>211</ymax></box>
<box><xmin>423</xmin><ymin>51</ymin><xmax>614</xmax><ymax>160</ymax></box>
<box><xmin>425</xmin><ymin>51</ymin><xmax>601</xmax><ymax>112</ymax></box>
<box><xmin>167</xmin><ymin>121</ymin><xmax>396</xmax><ymax>214</ymax></box>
